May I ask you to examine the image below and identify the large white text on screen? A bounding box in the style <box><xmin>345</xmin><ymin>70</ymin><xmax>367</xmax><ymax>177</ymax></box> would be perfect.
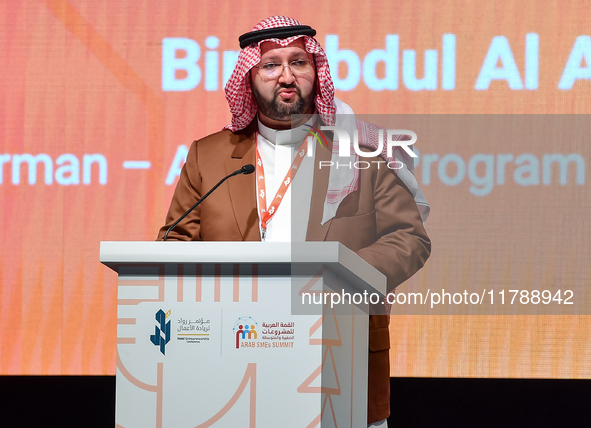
<box><xmin>162</xmin><ymin>34</ymin><xmax>591</xmax><ymax>92</ymax></box>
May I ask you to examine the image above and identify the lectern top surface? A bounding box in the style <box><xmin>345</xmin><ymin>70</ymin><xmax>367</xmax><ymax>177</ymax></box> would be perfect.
<box><xmin>100</xmin><ymin>241</ymin><xmax>386</xmax><ymax>295</ymax></box>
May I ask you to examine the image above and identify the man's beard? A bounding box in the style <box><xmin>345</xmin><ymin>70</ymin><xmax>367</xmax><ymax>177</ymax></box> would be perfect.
<box><xmin>251</xmin><ymin>83</ymin><xmax>315</xmax><ymax>122</ymax></box>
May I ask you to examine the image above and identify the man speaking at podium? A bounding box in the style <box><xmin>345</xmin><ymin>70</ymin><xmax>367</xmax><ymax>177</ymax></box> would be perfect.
<box><xmin>158</xmin><ymin>16</ymin><xmax>431</xmax><ymax>427</ymax></box>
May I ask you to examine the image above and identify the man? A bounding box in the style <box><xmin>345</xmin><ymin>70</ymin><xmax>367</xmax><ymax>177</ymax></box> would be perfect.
<box><xmin>158</xmin><ymin>16</ymin><xmax>431</xmax><ymax>427</ymax></box>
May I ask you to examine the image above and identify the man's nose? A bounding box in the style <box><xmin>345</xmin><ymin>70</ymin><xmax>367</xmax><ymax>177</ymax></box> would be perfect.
<box><xmin>278</xmin><ymin>64</ymin><xmax>296</xmax><ymax>84</ymax></box>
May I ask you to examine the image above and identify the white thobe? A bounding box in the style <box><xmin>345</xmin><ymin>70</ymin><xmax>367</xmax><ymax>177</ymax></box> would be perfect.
<box><xmin>256</xmin><ymin>116</ymin><xmax>316</xmax><ymax>242</ymax></box>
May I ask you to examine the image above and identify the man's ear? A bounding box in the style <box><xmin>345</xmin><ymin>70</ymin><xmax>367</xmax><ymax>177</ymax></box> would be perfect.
<box><xmin>245</xmin><ymin>71</ymin><xmax>252</xmax><ymax>93</ymax></box>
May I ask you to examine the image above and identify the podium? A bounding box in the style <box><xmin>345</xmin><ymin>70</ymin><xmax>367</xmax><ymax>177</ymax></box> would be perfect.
<box><xmin>100</xmin><ymin>242</ymin><xmax>386</xmax><ymax>428</ymax></box>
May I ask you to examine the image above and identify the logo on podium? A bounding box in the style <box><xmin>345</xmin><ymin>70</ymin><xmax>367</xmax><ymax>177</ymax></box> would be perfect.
<box><xmin>233</xmin><ymin>317</ymin><xmax>258</xmax><ymax>349</ymax></box>
<box><xmin>150</xmin><ymin>309</ymin><xmax>171</xmax><ymax>355</ymax></box>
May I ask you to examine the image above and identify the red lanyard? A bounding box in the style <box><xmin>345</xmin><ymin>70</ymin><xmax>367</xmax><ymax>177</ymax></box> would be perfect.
<box><xmin>255</xmin><ymin>133</ymin><xmax>308</xmax><ymax>241</ymax></box>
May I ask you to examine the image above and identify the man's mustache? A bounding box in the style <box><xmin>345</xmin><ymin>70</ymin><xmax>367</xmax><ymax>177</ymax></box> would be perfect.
<box><xmin>274</xmin><ymin>84</ymin><xmax>301</xmax><ymax>97</ymax></box>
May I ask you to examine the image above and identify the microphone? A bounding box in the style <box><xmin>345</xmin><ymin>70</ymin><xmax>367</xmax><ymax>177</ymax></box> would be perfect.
<box><xmin>241</xmin><ymin>164</ymin><xmax>255</xmax><ymax>174</ymax></box>
<box><xmin>163</xmin><ymin>164</ymin><xmax>255</xmax><ymax>241</ymax></box>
